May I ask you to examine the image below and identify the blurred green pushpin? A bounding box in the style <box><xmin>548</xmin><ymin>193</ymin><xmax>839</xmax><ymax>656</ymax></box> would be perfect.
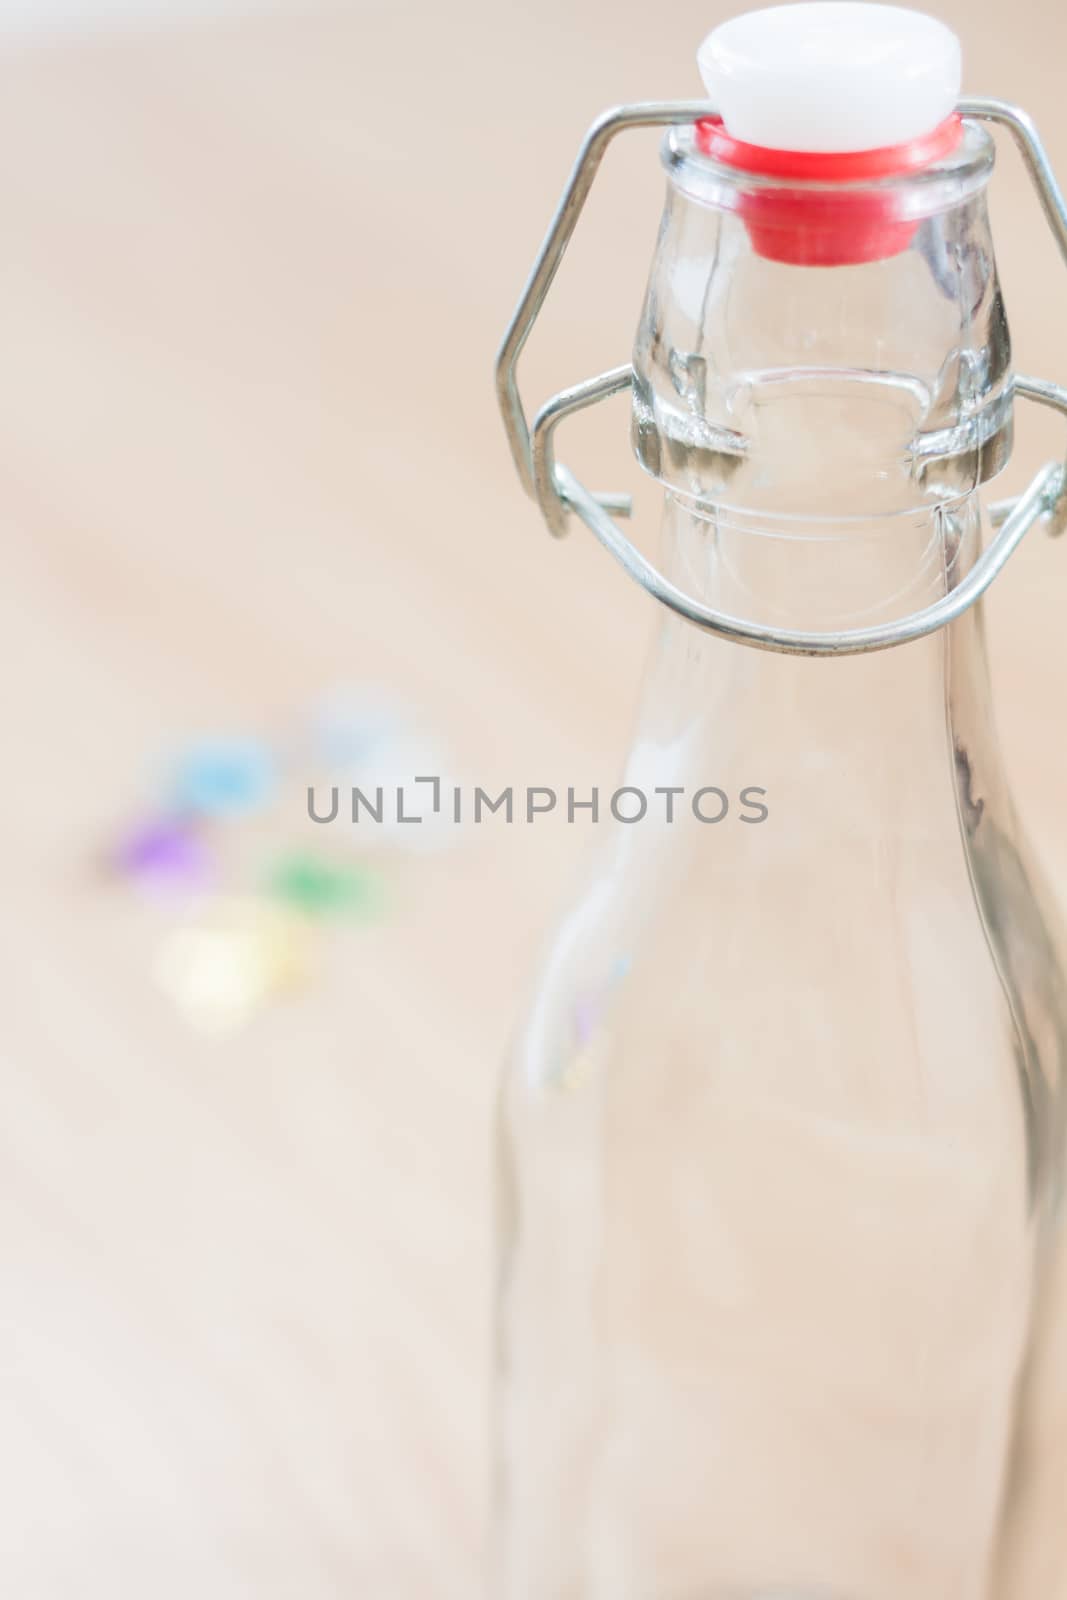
<box><xmin>266</xmin><ymin>853</ymin><xmax>385</xmax><ymax>920</ymax></box>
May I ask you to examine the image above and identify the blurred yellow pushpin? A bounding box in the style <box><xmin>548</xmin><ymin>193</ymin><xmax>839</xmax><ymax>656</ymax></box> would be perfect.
<box><xmin>153</xmin><ymin>897</ymin><xmax>313</xmax><ymax>1033</ymax></box>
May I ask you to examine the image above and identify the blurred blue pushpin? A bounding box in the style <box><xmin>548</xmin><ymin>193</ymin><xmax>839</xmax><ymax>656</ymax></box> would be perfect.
<box><xmin>171</xmin><ymin>737</ymin><xmax>275</xmax><ymax>818</ymax></box>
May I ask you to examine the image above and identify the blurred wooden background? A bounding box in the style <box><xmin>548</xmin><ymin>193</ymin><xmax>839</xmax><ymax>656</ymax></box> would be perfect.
<box><xmin>2</xmin><ymin>1</ymin><xmax>1067</xmax><ymax>1594</ymax></box>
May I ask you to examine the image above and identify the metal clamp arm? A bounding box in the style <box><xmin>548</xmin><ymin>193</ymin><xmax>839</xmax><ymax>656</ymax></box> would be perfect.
<box><xmin>500</xmin><ymin>94</ymin><xmax>1067</xmax><ymax>652</ymax></box>
<box><xmin>494</xmin><ymin>100</ymin><xmax>715</xmax><ymax>498</ymax></box>
<box><xmin>959</xmin><ymin>99</ymin><xmax>1067</xmax><ymax>269</ymax></box>
<box><xmin>559</xmin><ymin>459</ymin><xmax>1064</xmax><ymax>659</ymax></box>
<box><xmin>535</xmin><ymin>374</ymin><xmax>1067</xmax><ymax>657</ymax></box>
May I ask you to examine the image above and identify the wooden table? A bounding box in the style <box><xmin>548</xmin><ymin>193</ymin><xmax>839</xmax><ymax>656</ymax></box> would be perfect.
<box><xmin>3</xmin><ymin>3</ymin><xmax>1067</xmax><ymax>1593</ymax></box>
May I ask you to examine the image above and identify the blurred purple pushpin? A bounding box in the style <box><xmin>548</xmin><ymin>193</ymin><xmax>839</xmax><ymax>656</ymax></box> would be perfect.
<box><xmin>114</xmin><ymin>817</ymin><xmax>213</xmax><ymax>896</ymax></box>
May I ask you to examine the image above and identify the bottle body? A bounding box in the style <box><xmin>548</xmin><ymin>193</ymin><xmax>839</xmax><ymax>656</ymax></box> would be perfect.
<box><xmin>494</xmin><ymin>121</ymin><xmax>1067</xmax><ymax>1599</ymax></box>
<box><xmin>496</xmin><ymin>495</ymin><xmax>1067</xmax><ymax>1599</ymax></box>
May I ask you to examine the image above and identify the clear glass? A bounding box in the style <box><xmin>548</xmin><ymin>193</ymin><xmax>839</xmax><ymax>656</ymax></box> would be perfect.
<box><xmin>495</xmin><ymin>124</ymin><xmax>1067</xmax><ymax>1599</ymax></box>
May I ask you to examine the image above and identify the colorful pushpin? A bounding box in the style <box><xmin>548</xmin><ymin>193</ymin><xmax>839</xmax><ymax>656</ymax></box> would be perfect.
<box><xmin>307</xmin><ymin>685</ymin><xmax>415</xmax><ymax>769</ymax></box>
<box><xmin>112</xmin><ymin>816</ymin><xmax>214</xmax><ymax>895</ymax></box>
<box><xmin>266</xmin><ymin>853</ymin><xmax>385</xmax><ymax>920</ymax></box>
<box><xmin>170</xmin><ymin>737</ymin><xmax>276</xmax><ymax>818</ymax></box>
<box><xmin>307</xmin><ymin>685</ymin><xmax>454</xmax><ymax>850</ymax></box>
<box><xmin>153</xmin><ymin>898</ymin><xmax>312</xmax><ymax>1033</ymax></box>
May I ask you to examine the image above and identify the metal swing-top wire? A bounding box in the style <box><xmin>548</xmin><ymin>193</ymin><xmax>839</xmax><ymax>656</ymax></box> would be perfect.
<box><xmin>496</xmin><ymin>97</ymin><xmax>1067</xmax><ymax>658</ymax></box>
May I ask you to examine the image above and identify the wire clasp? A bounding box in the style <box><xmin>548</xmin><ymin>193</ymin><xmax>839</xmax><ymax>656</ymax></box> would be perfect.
<box><xmin>495</xmin><ymin>98</ymin><xmax>1067</xmax><ymax>655</ymax></box>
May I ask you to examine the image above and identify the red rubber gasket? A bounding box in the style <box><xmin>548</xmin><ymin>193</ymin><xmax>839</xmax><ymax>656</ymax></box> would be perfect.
<box><xmin>691</xmin><ymin>113</ymin><xmax>965</xmax><ymax>265</ymax></box>
<box><xmin>694</xmin><ymin>112</ymin><xmax>964</xmax><ymax>181</ymax></box>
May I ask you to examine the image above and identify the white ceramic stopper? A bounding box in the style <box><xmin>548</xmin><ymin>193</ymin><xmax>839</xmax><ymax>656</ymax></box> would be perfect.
<box><xmin>697</xmin><ymin>3</ymin><xmax>962</xmax><ymax>153</ymax></box>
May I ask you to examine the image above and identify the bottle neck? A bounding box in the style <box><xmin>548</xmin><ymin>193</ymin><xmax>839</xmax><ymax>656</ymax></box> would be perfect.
<box><xmin>633</xmin><ymin>123</ymin><xmax>1010</xmax><ymax>516</ymax></box>
<box><xmin>661</xmin><ymin>491</ymin><xmax>981</xmax><ymax>629</ymax></box>
<box><xmin>630</xmin><ymin>491</ymin><xmax>991</xmax><ymax>843</ymax></box>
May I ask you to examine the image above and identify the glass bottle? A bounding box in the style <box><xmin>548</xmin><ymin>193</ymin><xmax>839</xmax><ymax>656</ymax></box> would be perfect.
<box><xmin>494</xmin><ymin>11</ymin><xmax>1067</xmax><ymax>1598</ymax></box>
